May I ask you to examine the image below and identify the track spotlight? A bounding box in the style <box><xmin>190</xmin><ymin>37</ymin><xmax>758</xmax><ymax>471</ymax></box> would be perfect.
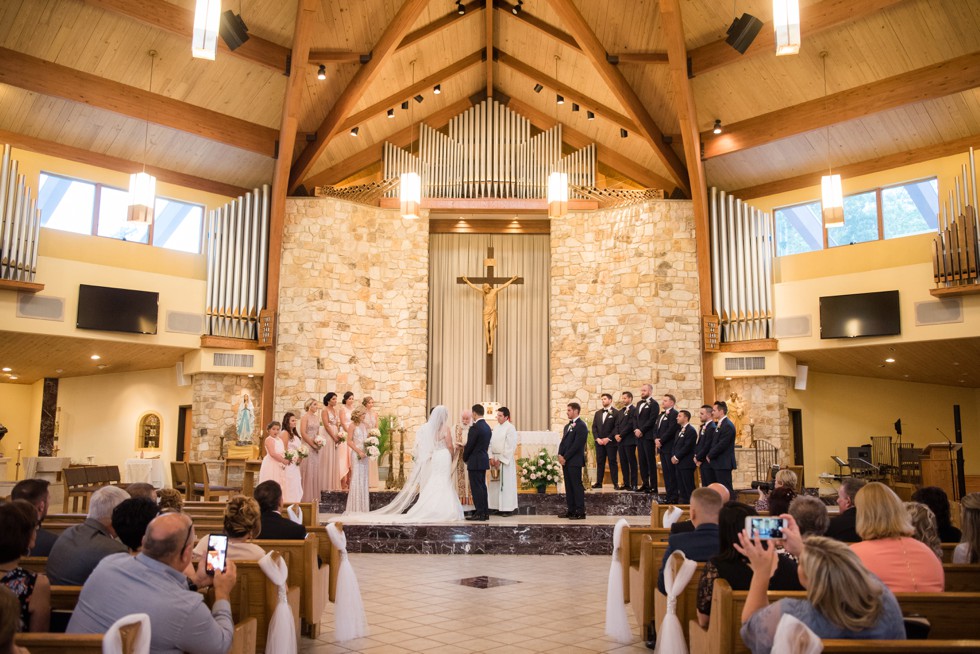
<box><xmin>533</xmin><ymin>83</ymin><xmax>543</xmax><ymax>93</ymax></box>
<box><xmin>571</xmin><ymin>103</ymin><xmax>580</xmax><ymax>112</ymax></box>
<box><xmin>350</xmin><ymin>126</ymin><xmax>359</xmax><ymax>136</ymax></box>
<box><xmin>401</xmin><ymin>100</ymin><xmax>409</xmax><ymax>110</ymax></box>
<box><xmin>317</xmin><ymin>64</ymin><xmax>326</xmax><ymax>80</ymax></box>
<box><xmin>587</xmin><ymin>111</ymin><xmax>595</xmax><ymax>120</ymax></box>
<box><xmin>414</xmin><ymin>94</ymin><xmax>424</xmax><ymax>103</ymax></box>
<box><xmin>512</xmin><ymin>0</ymin><xmax>524</xmax><ymax>15</ymax></box>
<box><xmin>713</xmin><ymin>119</ymin><xmax>722</xmax><ymax>134</ymax></box>
<box><xmin>387</xmin><ymin>108</ymin><xmax>395</xmax><ymax>118</ymax></box>
<box><xmin>620</xmin><ymin>128</ymin><xmax>628</xmax><ymax>138</ymax></box>
<box><xmin>556</xmin><ymin>94</ymin><xmax>564</xmax><ymax>105</ymax></box>
<box><xmin>456</xmin><ymin>1</ymin><xmax>465</xmax><ymax>15</ymax></box>
<box><xmin>433</xmin><ymin>84</ymin><xmax>441</xmax><ymax>95</ymax></box>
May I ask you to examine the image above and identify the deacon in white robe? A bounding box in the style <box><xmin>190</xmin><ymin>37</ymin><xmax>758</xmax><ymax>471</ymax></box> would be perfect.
<box><xmin>488</xmin><ymin>407</ymin><xmax>518</xmax><ymax>514</ymax></box>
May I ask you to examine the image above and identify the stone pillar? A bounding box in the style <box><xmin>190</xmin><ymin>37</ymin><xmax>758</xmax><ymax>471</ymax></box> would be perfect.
<box><xmin>715</xmin><ymin>375</ymin><xmax>794</xmax><ymax>486</ymax></box>
<box><xmin>191</xmin><ymin>374</ymin><xmax>263</xmax><ymax>462</ymax></box>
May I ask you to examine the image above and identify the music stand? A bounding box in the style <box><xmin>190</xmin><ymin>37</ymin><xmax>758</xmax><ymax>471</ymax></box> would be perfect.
<box><xmin>830</xmin><ymin>455</ymin><xmax>849</xmax><ymax>479</ymax></box>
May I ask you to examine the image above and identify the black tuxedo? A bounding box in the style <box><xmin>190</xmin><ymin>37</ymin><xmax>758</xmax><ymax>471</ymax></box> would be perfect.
<box><xmin>614</xmin><ymin>404</ymin><xmax>638</xmax><ymax>488</ymax></box>
<box><xmin>695</xmin><ymin>421</ymin><xmax>716</xmax><ymax>486</ymax></box>
<box><xmin>707</xmin><ymin>416</ymin><xmax>737</xmax><ymax>495</ymax></box>
<box><xmin>825</xmin><ymin>507</ymin><xmax>861</xmax><ymax>543</ymax></box>
<box><xmin>464</xmin><ymin>418</ymin><xmax>493</xmax><ymax>517</ymax></box>
<box><xmin>259</xmin><ymin>510</ymin><xmax>308</xmax><ymax>540</ymax></box>
<box><xmin>672</xmin><ymin>423</ymin><xmax>698</xmax><ymax>502</ymax></box>
<box><xmin>655</xmin><ymin>407</ymin><xmax>679</xmax><ymax>501</ymax></box>
<box><xmin>560</xmin><ymin>417</ymin><xmax>589</xmax><ymax>516</ymax></box>
<box><xmin>592</xmin><ymin>406</ymin><xmax>619</xmax><ymax>486</ymax></box>
<box><xmin>635</xmin><ymin>397</ymin><xmax>660</xmax><ymax>490</ymax></box>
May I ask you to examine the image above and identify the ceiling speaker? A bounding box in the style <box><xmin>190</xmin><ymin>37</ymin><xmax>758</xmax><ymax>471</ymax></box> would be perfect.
<box><xmin>725</xmin><ymin>13</ymin><xmax>763</xmax><ymax>54</ymax></box>
<box><xmin>220</xmin><ymin>10</ymin><xmax>249</xmax><ymax>51</ymax></box>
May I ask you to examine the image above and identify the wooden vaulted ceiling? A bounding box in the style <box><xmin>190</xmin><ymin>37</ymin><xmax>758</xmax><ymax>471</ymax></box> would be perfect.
<box><xmin>0</xmin><ymin>0</ymin><xmax>979</xmax><ymax>201</ymax></box>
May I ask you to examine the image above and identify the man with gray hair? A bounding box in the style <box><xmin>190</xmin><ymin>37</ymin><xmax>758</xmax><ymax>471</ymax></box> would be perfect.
<box><xmin>826</xmin><ymin>477</ymin><xmax>867</xmax><ymax>542</ymax></box>
<box><xmin>69</xmin><ymin>512</ymin><xmax>238</xmax><ymax>654</ymax></box>
<box><xmin>788</xmin><ymin>495</ymin><xmax>830</xmax><ymax>536</ymax></box>
<box><xmin>46</xmin><ymin>485</ymin><xmax>130</xmax><ymax>585</ymax></box>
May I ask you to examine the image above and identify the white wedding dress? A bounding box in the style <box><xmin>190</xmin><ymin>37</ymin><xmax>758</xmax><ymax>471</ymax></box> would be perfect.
<box><xmin>335</xmin><ymin>406</ymin><xmax>464</xmax><ymax>523</ymax></box>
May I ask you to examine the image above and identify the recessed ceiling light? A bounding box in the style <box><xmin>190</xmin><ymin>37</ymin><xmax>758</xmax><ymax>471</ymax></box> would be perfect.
<box><xmin>885</xmin><ymin>358</ymin><xmax>895</xmax><ymax>363</ymax></box>
<box><xmin>56</xmin><ymin>369</ymin><xmax>64</xmax><ymax>373</ymax></box>
<box><xmin>91</xmin><ymin>355</ymin><xmax>101</xmax><ymax>360</ymax></box>
<box><xmin>953</xmin><ymin>362</ymin><xmax>960</xmax><ymax>366</ymax></box>
<box><xmin>247</xmin><ymin>374</ymin><xmax>254</xmax><ymax>378</ymax></box>
<box><xmin>97</xmin><ymin>364</ymin><xmax>108</xmax><ymax>370</ymax></box>
<box><xmin>1</xmin><ymin>367</ymin><xmax>10</xmax><ymax>372</ymax></box>
<box><xmin>9</xmin><ymin>376</ymin><xmax>17</xmax><ymax>380</ymax></box>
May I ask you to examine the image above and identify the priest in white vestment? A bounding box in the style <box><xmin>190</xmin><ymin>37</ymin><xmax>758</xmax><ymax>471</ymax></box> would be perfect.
<box><xmin>488</xmin><ymin>407</ymin><xmax>518</xmax><ymax>516</ymax></box>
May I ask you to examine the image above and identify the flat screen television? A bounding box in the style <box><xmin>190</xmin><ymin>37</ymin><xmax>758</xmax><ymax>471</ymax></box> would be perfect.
<box><xmin>76</xmin><ymin>284</ymin><xmax>159</xmax><ymax>335</ymax></box>
<box><xmin>819</xmin><ymin>290</ymin><xmax>900</xmax><ymax>339</ymax></box>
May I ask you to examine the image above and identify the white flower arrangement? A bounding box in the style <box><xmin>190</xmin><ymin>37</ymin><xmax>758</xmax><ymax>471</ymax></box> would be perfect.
<box><xmin>519</xmin><ymin>447</ymin><xmax>562</xmax><ymax>489</ymax></box>
<box><xmin>368</xmin><ymin>428</ymin><xmax>381</xmax><ymax>439</ymax></box>
<box><xmin>367</xmin><ymin>445</ymin><xmax>381</xmax><ymax>459</ymax></box>
<box><xmin>314</xmin><ymin>434</ymin><xmax>327</xmax><ymax>448</ymax></box>
<box><xmin>283</xmin><ymin>448</ymin><xmax>306</xmax><ymax>466</ymax></box>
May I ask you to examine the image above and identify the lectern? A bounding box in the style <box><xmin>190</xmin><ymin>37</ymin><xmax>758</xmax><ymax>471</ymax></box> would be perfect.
<box><xmin>920</xmin><ymin>442</ymin><xmax>962</xmax><ymax>501</ymax></box>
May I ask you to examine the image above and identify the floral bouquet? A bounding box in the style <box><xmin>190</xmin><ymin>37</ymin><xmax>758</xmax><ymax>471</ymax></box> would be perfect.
<box><xmin>365</xmin><ymin>431</ymin><xmax>381</xmax><ymax>459</ymax></box>
<box><xmin>519</xmin><ymin>447</ymin><xmax>562</xmax><ymax>491</ymax></box>
<box><xmin>314</xmin><ymin>434</ymin><xmax>327</xmax><ymax>448</ymax></box>
<box><xmin>283</xmin><ymin>445</ymin><xmax>309</xmax><ymax>466</ymax></box>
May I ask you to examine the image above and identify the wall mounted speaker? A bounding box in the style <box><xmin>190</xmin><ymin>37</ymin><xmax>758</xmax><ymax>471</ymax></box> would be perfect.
<box><xmin>166</xmin><ymin>310</ymin><xmax>204</xmax><ymax>335</ymax></box>
<box><xmin>16</xmin><ymin>294</ymin><xmax>64</xmax><ymax>321</ymax></box>
<box><xmin>774</xmin><ymin>315</ymin><xmax>812</xmax><ymax>338</ymax></box>
<box><xmin>220</xmin><ymin>10</ymin><xmax>249</xmax><ymax>51</ymax></box>
<box><xmin>914</xmin><ymin>299</ymin><xmax>962</xmax><ymax>325</ymax></box>
<box><xmin>725</xmin><ymin>13</ymin><xmax>763</xmax><ymax>54</ymax></box>
<box><xmin>794</xmin><ymin>364</ymin><xmax>808</xmax><ymax>391</ymax></box>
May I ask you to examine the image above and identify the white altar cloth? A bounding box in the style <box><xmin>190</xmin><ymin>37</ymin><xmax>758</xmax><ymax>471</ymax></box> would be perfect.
<box><xmin>125</xmin><ymin>458</ymin><xmax>166</xmax><ymax>487</ymax></box>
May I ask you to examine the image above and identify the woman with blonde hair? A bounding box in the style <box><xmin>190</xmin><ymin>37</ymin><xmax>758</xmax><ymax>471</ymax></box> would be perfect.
<box><xmin>343</xmin><ymin>406</ymin><xmax>371</xmax><ymax>514</ymax></box>
<box><xmin>193</xmin><ymin>495</ymin><xmax>266</xmax><ymax>561</ymax></box>
<box><xmin>904</xmin><ymin>501</ymin><xmax>942</xmax><ymax>560</ymax></box>
<box><xmin>299</xmin><ymin>398</ymin><xmax>325</xmax><ymax>503</ymax></box>
<box><xmin>954</xmin><ymin>492</ymin><xmax>980</xmax><ymax>563</ymax></box>
<box><xmin>850</xmin><ymin>482</ymin><xmax>944</xmax><ymax>591</ymax></box>
<box><xmin>754</xmin><ymin>468</ymin><xmax>797</xmax><ymax>512</ymax></box>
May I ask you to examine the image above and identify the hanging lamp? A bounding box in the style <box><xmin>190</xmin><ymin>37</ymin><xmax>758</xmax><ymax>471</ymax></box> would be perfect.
<box><xmin>773</xmin><ymin>0</ymin><xmax>801</xmax><ymax>56</ymax></box>
<box><xmin>547</xmin><ymin>56</ymin><xmax>569</xmax><ymax>218</ymax></box>
<box><xmin>400</xmin><ymin>60</ymin><xmax>421</xmax><ymax>220</ymax></box>
<box><xmin>128</xmin><ymin>50</ymin><xmax>157</xmax><ymax>224</ymax></box>
<box><xmin>192</xmin><ymin>0</ymin><xmax>221</xmax><ymax>60</ymax></box>
<box><xmin>819</xmin><ymin>52</ymin><xmax>844</xmax><ymax>227</ymax></box>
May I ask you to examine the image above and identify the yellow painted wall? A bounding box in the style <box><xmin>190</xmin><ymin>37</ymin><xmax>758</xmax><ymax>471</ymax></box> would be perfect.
<box><xmin>0</xmin><ymin>382</ymin><xmax>36</xmax><ymax>468</ymax></box>
<box><xmin>789</xmin><ymin>371</ymin><xmax>980</xmax><ymax>480</ymax></box>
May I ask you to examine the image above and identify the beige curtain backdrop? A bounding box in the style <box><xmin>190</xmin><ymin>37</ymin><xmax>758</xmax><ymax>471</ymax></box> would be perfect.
<box><xmin>428</xmin><ymin>233</ymin><xmax>550</xmax><ymax>430</ymax></box>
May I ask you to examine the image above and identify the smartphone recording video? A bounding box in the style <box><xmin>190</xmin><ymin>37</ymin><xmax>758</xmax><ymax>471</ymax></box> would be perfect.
<box><xmin>205</xmin><ymin>534</ymin><xmax>229</xmax><ymax>575</ymax></box>
<box><xmin>746</xmin><ymin>516</ymin><xmax>787</xmax><ymax>540</ymax></box>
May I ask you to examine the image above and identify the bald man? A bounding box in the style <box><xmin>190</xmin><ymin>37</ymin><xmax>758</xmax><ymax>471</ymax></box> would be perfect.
<box><xmin>669</xmin><ymin>483</ymin><xmax>731</xmax><ymax>534</ymax></box>
<box><xmin>69</xmin><ymin>513</ymin><xmax>238</xmax><ymax>654</ymax></box>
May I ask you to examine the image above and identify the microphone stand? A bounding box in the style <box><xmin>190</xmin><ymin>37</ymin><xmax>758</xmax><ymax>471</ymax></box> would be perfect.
<box><xmin>936</xmin><ymin>428</ymin><xmax>959</xmax><ymax>501</ymax></box>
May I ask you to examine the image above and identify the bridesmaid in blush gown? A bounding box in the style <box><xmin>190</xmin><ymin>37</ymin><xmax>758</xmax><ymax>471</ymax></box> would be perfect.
<box><xmin>337</xmin><ymin>391</ymin><xmax>355</xmax><ymax>490</ymax></box>
<box><xmin>299</xmin><ymin>398</ymin><xmax>324</xmax><ymax>503</ymax></box>
<box><xmin>258</xmin><ymin>420</ymin><xmax>288</xmax><ymax>492</ymax></box>
<box><xmin>319</xmin><ymin>392</ymin><xmax>341</xmax><ymax>491</ymax></box>
<box><xmin>280</xmin><ymin>412</ymin><xmax>304</xmax><ymax>503</ymax></box>
<box><xmin>344</xmin><ymin>406</ymin><xmax>370</xmax><ymax>514</ymax></box>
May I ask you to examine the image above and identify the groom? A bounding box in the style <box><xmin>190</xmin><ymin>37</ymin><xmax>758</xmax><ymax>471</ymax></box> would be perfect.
<box><xmin>463</xmin><ymin>404</ymin><xmax>493</xmax><ymax>521</ymax></box>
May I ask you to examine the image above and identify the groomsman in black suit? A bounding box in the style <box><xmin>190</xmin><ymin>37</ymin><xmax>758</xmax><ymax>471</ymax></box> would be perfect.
<box><xmin>655</xmin><ymin>394</ymin><xmax>679</xmax><ymax>502</ymax></box>
<box><xmin>614</xmin><ymin>391</ymin><xmax>638</xmax><ymax>491</ymax></box>
<box><xmin>694</xmin><ymin>404</ymin><xmax>715</xmax><ymax>487</ymax></box>
<box><xmin>634</xmin><ymin>384</ymin><xmax>660</xmax><ymax>493</ymax></box>
<box><xmin>591</xmin><ymin>393</ymin><xmax>620</xmax><ymax>489</ymax></box>
<box><xmin>464</xmin><ymin>404</ymin><xmax>493</xmax><ymax>521</ymax></box>
<box><xmin>706</xmin><ymin>401</ymin><xmax>737</xmax><ymax>496</ymax></box>
<box><xmin>558</xmin><ymin>402</ymin><xmax>589</xmax><ymax>519</ymax></box>
<box><xmin>671</xmin><ymin>410</ymin><xmax>698</xmax><ymax>503</ymax></box>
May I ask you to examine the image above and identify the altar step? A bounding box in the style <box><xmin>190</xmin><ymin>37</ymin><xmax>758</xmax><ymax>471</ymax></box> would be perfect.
<box><xmin>318</xmin><ymin>488</ymin><xmax>657</xmax><ymax>517</ymax></box>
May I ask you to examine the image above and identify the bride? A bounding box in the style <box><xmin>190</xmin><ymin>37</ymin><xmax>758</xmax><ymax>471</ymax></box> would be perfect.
<box><xmin>341</xmin><ymin>405</ymin><xmax>464</xmax><ymax>523</ymax></box>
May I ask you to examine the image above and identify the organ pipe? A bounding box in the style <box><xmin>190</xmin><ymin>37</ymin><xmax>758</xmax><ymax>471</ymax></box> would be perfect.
<box><xmin>0</xmin><ymin>145</ymin><xmax>42</xmax><ymax>283</ymax></box>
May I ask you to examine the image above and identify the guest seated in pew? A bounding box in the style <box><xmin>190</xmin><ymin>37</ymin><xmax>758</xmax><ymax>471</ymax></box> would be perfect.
<box><xmin>696</xmin><ymin>502</ymin><xmax>802</xmax><ymax>628</ymax></box>
<box><xmin>753</xmin><ymin>469</ymin><xmax>797</xmax><ymax>513</ymax></box>
<box><xmin>112</xmin><ymin>498</ymin><xmax>161</xmax><ymax>553</ymax></box>
<box><xmin>0</xmin><ymin>501</ymin><xmax>50</xmax><ymax>632</ymax></box>
<box><xmin>954</xmin><ymin>492</ymin><xmax>980</xmax><ymax>564</ymax></box>
<box><xmin>912</xmin><ymin>486</ymin><xmax>961</xmax><ymax>543</ymax></box>
<box><xmin>851</xmin><ymin>482</ymin><xmax>944</xmax><ymax>592</ymax></box>
<box><xmin>737</xmin><ymin>527</ymin><xmax>905</xmax><ymax>654</ymax></box>
<box><xmin>670</xmin><ymin>483</ymin><xmax>730</xmax><ymax>535</ymax></box>
<box><xmin>825</xmin><ymin>477</ymin><xmax>866</xmax><ymax>543</ymax></box>
<box><xmin>69</xmin><ymin>512</ymin><xmax>238</xmax><ymax>654</ymax></box>
<box><xmin>46</xmin><ymin>485</ymin><xmax>129</xmax><ymax>586</ymax></box>
<box><xmin>127</xmin><ymin>483</ymin><xmax>158</xmax><ymax>502</ymax></box>
<box><xmin>10</xmin><ymin>479</ymin><xmax>58</xmax><ymax>557</ymax></box>
<box><xmin>765</xmin><ymin>487</ymin><xmax>796</xmax><ymax>519</ymax></box>
<box><xmin>192</xmin><ymin>496</ymin><xmax>265</xmax><ymax>561</ymax></box>
<box><xmin>788</xmin><ymin>495</ymin><xmax>829</xmax><ymax>537</ymax></box>
<box><xmin>0</xmin><ymin>586</ymin><xmax>29</xmax><ymax>654</ymax></box>
<box><xmin>158</xmin><ymin>488</ymin><xmax>184</xmax><ymax>513</ymax></box>
<box><xmin>658</xmin><ymin>487</ymin><xmax>723</xmax><ymax>594</ymax></box>
<box><xmin>905</xmin><ymin>502</ymin><xmax>943</xmax><ymax>560</ymax></box>
<box><xmin>254</xmin><ymin>481</ymin><xmax>307</xmax><ymax>540</ymax></box>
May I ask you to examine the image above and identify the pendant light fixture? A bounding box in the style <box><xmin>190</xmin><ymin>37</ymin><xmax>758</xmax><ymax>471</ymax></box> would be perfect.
<box><xmin>192</xmin><ymin>0</ymin><xmax>221</xmax><ymax>60</ymax></box>
<box><xmin>128</xmin><ymin>50</ymin><xmax>157</xmax><ymax>225</ymax></box>
<box><xmin>819</xmin><ymin>51</ymin><xmax>844</xmax><ymax>227</ymax></box>
<box><xmin>547</xmin><ymin>55</ymin><xmax>568</xmax><ymax>218</ymax></box>
<box><xmin>773</xmin><ymin>0</ymin><xmax>801</xmax><ymax>56</ymax></box>
<box><xmin>400</xmin><ymin>60</ymin><xmax>421</xmax><ymax>220</ymax></box>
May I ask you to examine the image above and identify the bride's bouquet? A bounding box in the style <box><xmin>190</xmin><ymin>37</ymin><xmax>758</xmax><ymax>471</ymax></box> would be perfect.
<box><xmin>365</xmin><ymin>430</ymin><xmax>381</xmax><ymax>459</ymax></box>
<box><xmin>519</xmin><ymin>448</ymin><xmax>562</xmax><ymax>490</ymax></box>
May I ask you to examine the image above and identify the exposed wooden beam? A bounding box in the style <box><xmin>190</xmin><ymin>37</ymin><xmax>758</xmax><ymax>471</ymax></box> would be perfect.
<box><xmin>339</xmin><ymin>51</ymin><xmax>484</xmax><ymax>132</ymax></box>
<box><xmin>288</xmin><ymin>0</ymin><xmax>432</xmax><ymax>191</ymax></box>
<box><xmin>0</xmin><ymin>47</ymin><xmax>278</xmax><ymax>156</ymax></box>
<box><xmin>495</xmin><ymin>49</ymin><xmax>639</xmax><ymax>134</ymax></box>
<box><xmin>660</xmin><ymin>0</ymin><xmax>714</xmax><ymax>401</ymax></box>
<box><xmin>689</xmin><ymin>0</ymin><xmax>905</xmax><ymax>78</ymax></box>
<box><xmin>304</xmin><ymin>97</ymin><xmax>476</xmax><ymax>188</ymax></box>
<box><xmin>544</xmin><ymin>0</ymin><xmax>689</xmax><ymax>195</ymax></box>
<box><xmin>398</xmin><ymin>1</ymin><xmax>484</xmax><ymax>51</ymax></box>
<box><xmin>504</xmin><ymin>97</ymin><xmax>676</xmax><ymax>192</ymax></box>
<box><xmin>308</xmin><ymin>51</ymin><xmax>367</xmax><ymax>64</ymax></box>
<box><xmin>608</xmin><ymin>52</ymin><xmax>669</xmax><ymax>64</ymax></box>
<box><xmin>80</xmin><ymin>0</ymin><xmax>289</xmax><ymax>73</ymax></box>
<box><xmin>0</xmin><ymin>129</ymin><xmax>248</xmax><ymax>198</ymax></box>
<box><xmin>702</xmin><ymin>50</ymin><xmax>980</xmax><ymax>159</ymax></box>
<box><xmin>263</xmin><ymin>0</ymin><xmax>318</xmax><ymax>427</ymax></box>
<box><xmin>494</xmin><ymin>0</ymin><xmax>579</xmax><ymax>51</ymax></box>
<box><xmin>730</xmin><ymin>134</ymin><xmax>980</xmax><ymax>199</ymax></box>
<box><xmin>485</xmin><ymin>0</ymin><xmax>494</xmax><ymax>99</ymax></box>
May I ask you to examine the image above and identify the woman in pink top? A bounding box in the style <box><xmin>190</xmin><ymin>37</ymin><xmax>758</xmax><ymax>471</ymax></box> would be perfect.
<box><xmin>850</xmin><ymin>482</ymin><xmax>944</xmax><ymax>593</ymax></box>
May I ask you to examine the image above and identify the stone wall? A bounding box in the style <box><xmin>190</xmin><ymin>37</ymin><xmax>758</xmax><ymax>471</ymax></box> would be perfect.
<box><xmin>275</xmin><ymin>198</ymin><xmax>429</xmax><ymax>435</ymax></box>
<box><xmin>191</xmin><ymin>373</ymin><xmax>263</xmax><ymax>461</ymax></box>
<box><xmin>549</xmin><ymin>200</ymin><xmax>703</xmax><ymax>430</ymax></box>
<box><xmin>715</xmin><ymin>375</ymin><xmax>794</xmax><ymax>487</ymax></box>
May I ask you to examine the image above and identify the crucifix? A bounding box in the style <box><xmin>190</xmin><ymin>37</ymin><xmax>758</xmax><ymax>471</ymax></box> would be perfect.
<box><xmin>457</xmin><ymin>244</ymin><xmax>524</xmax><ymax>385</ymax></box>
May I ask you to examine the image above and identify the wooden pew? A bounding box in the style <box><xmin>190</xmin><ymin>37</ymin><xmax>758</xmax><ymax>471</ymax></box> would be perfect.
<box><xmin>944</xmin><ymin>564</ymin><xmax>980</xmax><ymax>592</ymax></box>
<box><xmin>652</xmin><ymin>504</ymin><xmax>691</xmax><ymax>527</ymax></box>
<box><xmin>630</xmin><ymin>537</ymin><xmax>669</xmax><ymax>629</ymax></box>
<box><xmin>822</xmin><ymin>641</ymin><xmax>980</xmax><ymax>653</ymax></box>
<box><xmin>184</xmin><ymin>501</ymin><xmax>319</xmax><ymax>528</ymax></box>
<box><xmin>254</xmin><ymin>535</ymin><xmax>328</xmax><ymax>638</ymax></box>
<box><xmin>50</xmin><ymin>585</ymin><xmax>82</xmax><ymax>611</ymax></box>
<box><xmin>309</xmin><ymin>525</ymin><xmax>341</xmax><ymax>603</ymax></box>
<box><xmin>941</xmin><ymin>543</ymin><xmax>958</xmax><ymax>563</ymax></box>
<box><xmin>620</xmin><ymin>526</ymin><xmax>671</xmax><ymax>603</ymax></box>
<box><xmin>689</xmin><ymin>579</ymin><xmax>980</xmax><ymax>654</ymax></box>
<box><xmin>16</xmin><ymin>618</ymin><xmax>258</xmax><ymax>654</ymax></box>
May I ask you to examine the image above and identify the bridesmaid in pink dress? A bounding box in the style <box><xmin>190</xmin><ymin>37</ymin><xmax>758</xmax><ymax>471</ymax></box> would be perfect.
<box><xmin>337</xmin><ymin>392</ymin><xmax>355</xmax><ymax>490</ymax></box>
<box><xmin>299</xmin><ymin>398</ymin><xmax>323</xmax><ymax>503</ymax></box>
<box><xmin>319</xmin><ymin>393</ymin><xmax>341</xmax><ymax>491</ymax></box>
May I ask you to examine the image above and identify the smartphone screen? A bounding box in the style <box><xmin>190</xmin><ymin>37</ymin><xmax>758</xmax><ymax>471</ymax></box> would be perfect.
<box><xmin>746</xmin><ymin>516</ymin><xmax>786</xmax><ymax>540</ymax></box>
<box><xmin>205</xmin><ymin>534</ymin><xmax>229</xmax><ymax>575</ymax></box>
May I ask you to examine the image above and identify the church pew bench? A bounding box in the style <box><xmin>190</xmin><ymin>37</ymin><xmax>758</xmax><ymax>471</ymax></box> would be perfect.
<box><xmin>254</xmin><ymin>535</ymin><xmax>328</xmax><ymax>638</ymax></box>
<box><xmin>941</xmin><ymin>543</ymin><xmax>958</xmax><ymax>563</ymax></box>
<box><xmin>620</xmin><ymin>526</ymin><xmax>671</xmax><ymax>603</ymax></box>
<box><xmin>309</xmin><ymin>525</ymin><xmax>341</xmax><ymax>603</ymax></box>
<box><xmin>652</xmin><ymin>504</ymin><xmax>690</xmax><ymax>526</ymax></box>
<box><xmin>646</xmin><ymin>548</ymin><xmax>705</xmax><ymax>644</ymax></box>
<box><xmin>50</xmin><ymin>585</ymin><xmax>82</xmax><ymax>611</ymax></box>
<box><xmin>630</xmin><ymin>537</ymin><xmax>669</xmax><ymax>629</ymax></box>
<box><xmin>183</xmin><ymin>500</ymin><xmax>319</xmax><ymax>528</ymax></box>
<box><xmin>689</xmin><ymin>579</ymin><xmax>980</xmax><ymax>654</ymax></box>
<box><xmin>16</xmin><ymin>618</ymin><xmax>258</xmax><ymax>654</ymax></box>
<box><xmin>822</xmin><ymin>641</ymin><xmax>980</xmax><ymax>653</ymax></box>
<box><xmin>21</xmin><ymin>556</ymin><xmax>45</xmax><ymax>574</ymax></box>
<box><xmin>944</xmin><ymin>564</ymin><xmax>980</xmax><ymax>592</ymax></box>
